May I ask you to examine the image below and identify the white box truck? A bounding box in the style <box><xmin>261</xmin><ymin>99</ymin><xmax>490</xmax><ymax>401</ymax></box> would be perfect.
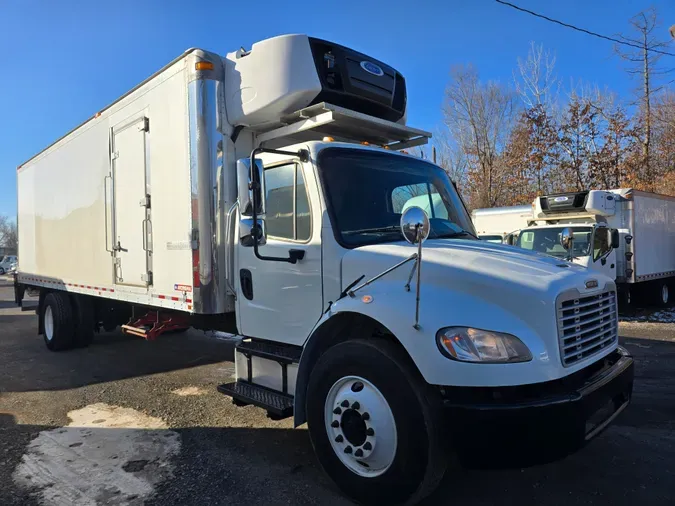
<box><xmin>14</xmin><ymin>35</ymin><xmax>633</xmax><ymax>505</ymax></box>
<box><xmin>472</xmin><ymin>204</ymin><xmax>533</xmax><ymax>242</ymax></box>
<box><xmin>510</xmin><ymin>189</ymin><xmax>675</xmax><ymax>307</ymax></box>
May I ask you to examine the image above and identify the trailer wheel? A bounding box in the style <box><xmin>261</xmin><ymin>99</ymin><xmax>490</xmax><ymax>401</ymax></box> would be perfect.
<box><xmin>306</xmin><ymin>339</ymin><xmax>446</xmax><ymax>505</ymax></box>
<box><xmin>71</xmin><ymin>295</ymin><xmax>95</xmax><ymax>347</ymax></box>
<box><xmin>655</xmin><ymin>280</ymin><xmax>670</xmax><ymax>307</ymax></box>
<box><xmin>42</xmin><ymin>292</ymin><xmax>75</xmax><ymax>351</ymax></box>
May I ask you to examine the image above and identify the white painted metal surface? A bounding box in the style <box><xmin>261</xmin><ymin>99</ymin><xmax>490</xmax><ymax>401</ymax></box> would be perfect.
<box><xmin>235</xmin><ymin>147</ymin><xmax>324</xmax><ymax>344</ymax></box>
<box><xmin>17</xmin><ymin>53</ymin><xmax>197</xmax><ymax>312</ymax></box>
<box><xmin>628</xmin><ymin>191</ymin><xmax>675</xmax><ymax>281</ymax></box>
<box><xmin>112</xmin><ymin>116</ymin><xmax>150</xmax><ymax>287</ymax></box>
<box><xmin>316</xmin><ymin>236</ymin><xmax>617</xmax><ymax>387</ymax></box>
<box><xmin>472</xmin><ymin>205</ymin><xmax>532</xmax><ymax>238</ymax></box>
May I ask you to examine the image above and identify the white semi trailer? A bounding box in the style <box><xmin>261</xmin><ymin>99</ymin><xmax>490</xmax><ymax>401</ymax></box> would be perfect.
<box><xmin>472</xmin><ymin>205</ymin><xmax>533</xmax><ymax>242</ymax></box>
<box><xmin>511</xmin><ymin>189</ymin><xmax>675</xmax><ymax>307</ymax></box>
<box><xmin>14</xmin><ymin>35</ymin><xmax>633</xmax><ymax>505</ymax></box>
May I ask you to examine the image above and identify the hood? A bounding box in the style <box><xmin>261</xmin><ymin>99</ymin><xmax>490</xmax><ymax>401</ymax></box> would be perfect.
<box><xmin>341</xmin><ymin>239</ymin><xmax>607</xmax><ymax>309</ymax></box>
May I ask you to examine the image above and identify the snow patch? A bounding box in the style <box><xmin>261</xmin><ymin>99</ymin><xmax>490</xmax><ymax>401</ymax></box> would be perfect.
<box><xmin>620</xmin><ymin>308</ymin><xmax>675</xmax><ymax>323</ymax></box>
<box><xmin>13</xmin><ymin>403</ymin><xmax>180</xmax><ymax>506</ymax></box>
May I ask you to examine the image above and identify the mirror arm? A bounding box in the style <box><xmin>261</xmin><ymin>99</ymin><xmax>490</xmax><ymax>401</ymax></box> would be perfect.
<box><xmin>249</xmin><ymin>147</ymin><xmax>310</xmax><ymax>264</ymax></box>
<box><xmin>347</xmin><ymin>254</ymin><xmax>418</xmax><ymax>297</ymax></box>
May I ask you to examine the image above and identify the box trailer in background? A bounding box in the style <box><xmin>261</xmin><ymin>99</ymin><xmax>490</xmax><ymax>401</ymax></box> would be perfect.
<box><xmin>516</xmin><ymin>189</ymin><xmax>675</xmax><ymax>306</ymax></box>
<box><xmin>471</xmin><ymin>205</ymin><xmax>532</xmax><ymax>242</ymax></box>
<box><xmin>14</xmin><ymin>34</ymin><xmax>634</xmax><ymax>505</ymax></box>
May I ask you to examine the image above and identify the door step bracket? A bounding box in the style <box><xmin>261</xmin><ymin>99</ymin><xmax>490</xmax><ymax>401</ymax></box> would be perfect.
<box><xmin>217</xmin><ymin>381</ymin><xmax>294</xmax><ymax>419</ymax></box>
<box><xmin>121</xmin><ymin>310</ymin><xmax>190</xmax><ymax>340</ymax></box>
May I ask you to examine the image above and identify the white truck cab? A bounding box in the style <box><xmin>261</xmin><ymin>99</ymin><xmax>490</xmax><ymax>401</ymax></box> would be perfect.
<box><xmin>513</xmin><ymin>189</ymin><xmax>675</xmax><ymax>306</ymax></box>
<box><xmin>15</xmin><ymin>35</ymin><xmax>634</xmax><ymax>505</ymax></box>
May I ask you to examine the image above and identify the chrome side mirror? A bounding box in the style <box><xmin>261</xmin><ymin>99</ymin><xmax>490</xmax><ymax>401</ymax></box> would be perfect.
<box><xmin>236</xmin><ymin>158</ymin><xmax>265</xmax><ymax>216</ymax></box>
<box><xmin>560</xmin><ymin>227</ymin><xmax>574</xmax><ymax>251</ymax></box>
<box><xmin>400</xmin><ymin>206</ymin><xmax>430</xmax><ymax>244</ymax></box>
<box><xmin>240</xmin><ymin>218</ymin><xmax>266</xmax><ymax>247</ymax></box>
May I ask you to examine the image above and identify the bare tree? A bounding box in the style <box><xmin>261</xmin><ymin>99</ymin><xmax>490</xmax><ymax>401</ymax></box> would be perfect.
<box><xmin>443</xmin><ymin>65</ymin><xmax>517</xmax><ymax>208</ymax></box>
<box><xmin>514</xmin><ymin>41</ymin><xmax>560</xmax><ymax>109</ymax></box>
<box><xmin>614</xmin><ymin>7</ymin><xmax>672</xmax><ymax>190</ymax></box>
<box><xmin>0</xmin><ymin>216</ymin><xmax>18</xmax><ymax>252</ymax></box>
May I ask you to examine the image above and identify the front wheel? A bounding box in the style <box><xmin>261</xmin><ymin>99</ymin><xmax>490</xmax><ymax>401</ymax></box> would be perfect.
<box><xmin>0</xmin><ymin>267</ymin><xmax>5</xmax><ymax>275</ymax></box>
<box><xmin>306</xmin><ymin>339</ymin><xmax>446</xmax><ymax>505</ymax></box>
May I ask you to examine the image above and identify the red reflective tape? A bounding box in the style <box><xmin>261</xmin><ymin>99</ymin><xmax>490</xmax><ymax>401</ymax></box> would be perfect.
<box><xmin>158</xmin><ymin>295</ymin><xmax>166</xmax><ymax>300</ymax></box>
<box><xmin>186</xmin><ymin>299</ymin><xmax>192</xmax><ymax>303</ymax></box>
<box><xmin>171</xmin><ymin>296</ymin><xmax>179</xmax><ymax>301</ymax></box>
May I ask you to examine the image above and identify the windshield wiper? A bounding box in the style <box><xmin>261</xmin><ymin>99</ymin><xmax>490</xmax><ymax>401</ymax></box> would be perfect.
<box><xmin>346</xmin><ymin>225</ymin><xmax>402</xmax><ymax>235</ymax></box>
<box><xmin>433</xmin><ymin>229</ymin><xmax>478</xmax><ymax>240</ymax></box>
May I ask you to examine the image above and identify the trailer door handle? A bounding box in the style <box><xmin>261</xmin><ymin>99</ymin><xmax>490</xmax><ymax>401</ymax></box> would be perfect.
<box><xmin>113</xmin><ymin>241</ymin><xmax>128</xmax><ymax>253</ymax></box>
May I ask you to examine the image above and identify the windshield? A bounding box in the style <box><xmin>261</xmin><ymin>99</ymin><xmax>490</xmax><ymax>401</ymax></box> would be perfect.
<box><xmin>479</xmin><ymin>235</ymin><xmax>503</xmax><ymax>243</ymax></box>
<box><xmin>516</xmin><ymin>226</ymin><xmax>592</xmax><ymax>258</ymax></box>
<box><xmin>319</xmin><ymin>148</ymin><xmax>475</xmax><ymax>248</ymax></box>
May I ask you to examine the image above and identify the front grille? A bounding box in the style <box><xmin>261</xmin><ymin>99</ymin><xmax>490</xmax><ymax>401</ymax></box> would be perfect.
<box><xmin>557</xmin><ymin>290</ymin><xmax>618</xmax><ymax>367</ymax></box>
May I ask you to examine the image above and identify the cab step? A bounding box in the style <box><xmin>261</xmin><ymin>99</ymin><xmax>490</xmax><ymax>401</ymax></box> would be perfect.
<box><xmin>218</xmin><ymin>381</ymin><xmax>294</xmax><ymax>419</ymax></box>
<box><xmin>236</xmin><ymin>339</ymin><xmax>303</xmax><ymax>363</ymax></box>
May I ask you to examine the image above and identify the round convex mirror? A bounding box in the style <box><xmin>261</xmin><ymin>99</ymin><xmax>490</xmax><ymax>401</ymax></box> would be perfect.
<box><xmin>560</xmin><ymin>227</ymin><xmax>574</xmax><ymax>250</ymax></box>
<box><xmin>400</xmin><ymin>207</ymin><xmax>430</xmax><ymax>244</ymax></box>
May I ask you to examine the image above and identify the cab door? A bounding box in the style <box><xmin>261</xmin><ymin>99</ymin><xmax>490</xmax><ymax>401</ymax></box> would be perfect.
<box><xmin>589</xmin><ymin>225</ymin><xmax>616</xmax><ymax>280</ymax></box>
<box><xmin>235</xmin><ymin>153</ymin><xmax>323</xmax><ymax>345</ymax></box>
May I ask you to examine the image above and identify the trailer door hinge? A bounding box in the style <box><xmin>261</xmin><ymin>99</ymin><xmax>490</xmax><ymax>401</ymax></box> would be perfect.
<box><xmin>138</xmin><ymin>117</ymin><xmax>149</xmax><ymax>133</ymax></box>
<box><xmin>142</xmin><ymin>271</ymin><xmax>153</xmax><ymax>285</ymax></box>
<box><xmin>140</xmin><ymin>194</ymin><xmax>151</xmax><ymax>208</ymax></box>
<box><xmin>111</xmin><ymin>151</ymin><xmax>119</xmax><ymax>160</ymax></box>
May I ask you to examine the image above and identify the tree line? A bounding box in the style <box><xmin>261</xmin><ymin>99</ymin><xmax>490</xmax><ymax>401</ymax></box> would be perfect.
<box><xmin>433</xmin><ymin>7</ymin><xmax>675</xmax><ymax>210</ymax></box>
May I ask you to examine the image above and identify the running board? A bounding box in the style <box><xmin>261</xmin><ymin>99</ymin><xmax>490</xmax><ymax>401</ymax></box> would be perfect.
<box><xmin>218</xmin><ymin>381</ymin><xmax>294</xmax><ymax>419</ymax></box>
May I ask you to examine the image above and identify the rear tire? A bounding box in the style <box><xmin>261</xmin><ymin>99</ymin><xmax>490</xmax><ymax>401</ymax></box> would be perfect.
<box><xmin>71</xmin><ymin>295</ymin><xmax>95</xmax><ymax>347</ymax></box>
<box><xmin>42</xmin><ymin>292</ymin><xmax>75</xmax><ymax>351</ymax></box>
<box><xmin>655</xmin><ymin>280</ymin><xmax>671</xmax><ymax>308</ymax></box>
<box><xmin>306</xmin><ymin>339</ymin><xmax>446</xmax><ymax>505</ymax></box>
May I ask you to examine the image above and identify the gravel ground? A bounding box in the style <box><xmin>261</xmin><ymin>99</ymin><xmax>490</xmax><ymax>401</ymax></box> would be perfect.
<box><xmin>1</xmin><ymin>278</ymin><xmax>674</xmax><ymax>505</ymax></box>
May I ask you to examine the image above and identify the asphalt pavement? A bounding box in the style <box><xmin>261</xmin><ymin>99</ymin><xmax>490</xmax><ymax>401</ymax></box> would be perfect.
<box><xmin>1</xmin><ymin>278</ymin><xmax>674</xmax><ymax>505</ymax></box>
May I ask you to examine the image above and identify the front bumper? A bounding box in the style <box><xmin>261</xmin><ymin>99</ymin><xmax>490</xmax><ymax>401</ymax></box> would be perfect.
<box><xmin>441</xmin><ymin>347</ymin><xmax>634</xmax><ymax>467</ymax></box>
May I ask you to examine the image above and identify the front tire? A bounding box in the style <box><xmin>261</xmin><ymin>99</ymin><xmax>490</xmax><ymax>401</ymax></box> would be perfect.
<box><xmin>42</xmin><ymin>292</ymin><xmax>75</xmax><ymax>351</ymax></box>
<box><xmin>655</xmin><ymin>280</ymin><xmax>671</xmax><ymax>307</ymax></box>
<box><xmin>306</xmin><ymin>339</ymin><xmax>446</xmax><ymax>505</ymax></box>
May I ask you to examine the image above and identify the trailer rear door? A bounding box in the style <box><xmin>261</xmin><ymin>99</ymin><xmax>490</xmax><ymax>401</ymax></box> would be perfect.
<box><xmin>111</xmin><ymin>116</ymin><xmax>151</xmax><ymax>287</ymax></box>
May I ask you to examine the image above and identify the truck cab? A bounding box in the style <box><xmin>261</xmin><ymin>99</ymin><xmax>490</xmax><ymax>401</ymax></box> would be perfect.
<box><xmin>515</xmin><ymin>190</ymin><xmax>621</xmax><ymax>281</ymax></box>
<box><xmin>15</xmin><ymin>34</ymin><xmax>634</xmax><ymax>506</ymax></box>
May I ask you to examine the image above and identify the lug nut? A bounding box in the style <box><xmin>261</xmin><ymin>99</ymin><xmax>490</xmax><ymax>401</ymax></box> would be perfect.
<box><xmin>361</xmin><ymin>412</ymin><xmax>370</xmax><ymax>420</ymax></box>
<box><xmin>354</xmin><ymin>449</ymin><xmax>364</xmax><ymax>457</ymax></box>
<box><xmin>352</xmin><ymin>401</ymin><xmax>360</xmax><ymax>410</ymax></box>
<box><xmin>351</xmin><ymin>381</ymin><xmax>364</xmax><ymax>392</ymax></box>
<box><xmin>335</xmin><ymin>435</ymin><xmax>344</xmax><ymax>443</ymax></box>
<box><xmin>331</xmin><ymin>420</ymin><xmax>339</xmax><ymax>428</ymax></box>
<box><xmin>344</xmin><ymin>446</ymin><xmax>353</xmax><ymax>454</ymax></box>
<box><xmin>333</xmin><ymin>407</ymin><xmax>342</xmax><ymax>415</ymax></box>
<box><xmin>363</xmin><ymin>442</ymin><xmax>372</xmax><ymax>451</ymax></box>
<box><xmin>366</xmin><ymin>428</ymin><xmax>374</xmax><ymax>436</ymax></box>
<box><xmin>341</xmin><ymin>400</ymin><xmax>350</xmax><ymax>408</ymax></box>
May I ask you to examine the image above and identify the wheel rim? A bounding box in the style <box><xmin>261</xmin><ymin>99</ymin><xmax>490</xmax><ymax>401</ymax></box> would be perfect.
<box><xmin>662</xmin><ymin>284</ymin><xmax>669</xmax><ymax>305</ymax></box>
<box><xmin>44</xmin><ymin>306</ymin><xmax>54</xmax><ymax>341</ymax></box>
<box><xmin>324</xmin><ymin>375</ymin><xmax>397</xmax><ymax>478</ymax></box>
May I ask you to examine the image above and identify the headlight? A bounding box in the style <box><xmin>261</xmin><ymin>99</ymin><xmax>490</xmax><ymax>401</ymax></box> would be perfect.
<box><xmin>436</xmin><ymin>327</ymin><xmax>532</xmax><ymax>363</ymax></box>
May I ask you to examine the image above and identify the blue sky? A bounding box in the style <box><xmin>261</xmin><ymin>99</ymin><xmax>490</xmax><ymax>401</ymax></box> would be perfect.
<box><xmin>1</xmin><ymin>0</ymin><xmax>674</xmax><ymax>218</ymax></box>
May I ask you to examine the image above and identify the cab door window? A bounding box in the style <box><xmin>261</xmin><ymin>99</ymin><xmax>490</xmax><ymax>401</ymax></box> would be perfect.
<box><xmin>264</xmin><ymin>163</ymin><xmax>311</xmax><ymax>242</ymax></box>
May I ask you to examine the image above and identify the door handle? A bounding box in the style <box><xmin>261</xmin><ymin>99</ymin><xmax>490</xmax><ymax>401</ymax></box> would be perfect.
<box><xmin>142</xmin><ymin>219</ymin><xmax>152</xmax><ymax>252</ymax></box>
<box><xmin>113</xmin><ymin>241</ymin><xmax>128</xmax><ymax>253</ymax></box>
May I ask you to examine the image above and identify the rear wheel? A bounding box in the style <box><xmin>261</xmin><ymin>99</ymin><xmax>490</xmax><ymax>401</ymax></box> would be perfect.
<box><xmin>655</xmin><ymin>280</ymin><xmax>670</xmax><ymax>307</ymax></box>
<box><xmin>306</xmin><ymin>339</ymin><xmax>446</xmax><ymax>505</ymax></box>
<box><xmin>42</xmin><ymin>292</ymin><xmax>75</xmax><ymax>351</ymax></box>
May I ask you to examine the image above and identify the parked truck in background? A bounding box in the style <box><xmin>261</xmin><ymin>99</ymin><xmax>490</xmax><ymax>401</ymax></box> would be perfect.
<box><xmin>14</xmin><ymin>35</ymin><xmax>634</xmax><ymax>505</ymax></box>
<box><xmin>471</xmin><ymin>205</ymin><xmax>532</xmax><ymax>243</ymax></box>
<box><xmin>510</xmin><ymin>189</ymin><xmax>675</xmax><ymax>307</ymax></box>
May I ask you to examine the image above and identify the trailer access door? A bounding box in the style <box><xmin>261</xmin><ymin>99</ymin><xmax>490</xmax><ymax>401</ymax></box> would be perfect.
<box><xmin>111</xmin><ymin>116</ymin><xmax>151</xmax><ymax>287</ymax></box>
